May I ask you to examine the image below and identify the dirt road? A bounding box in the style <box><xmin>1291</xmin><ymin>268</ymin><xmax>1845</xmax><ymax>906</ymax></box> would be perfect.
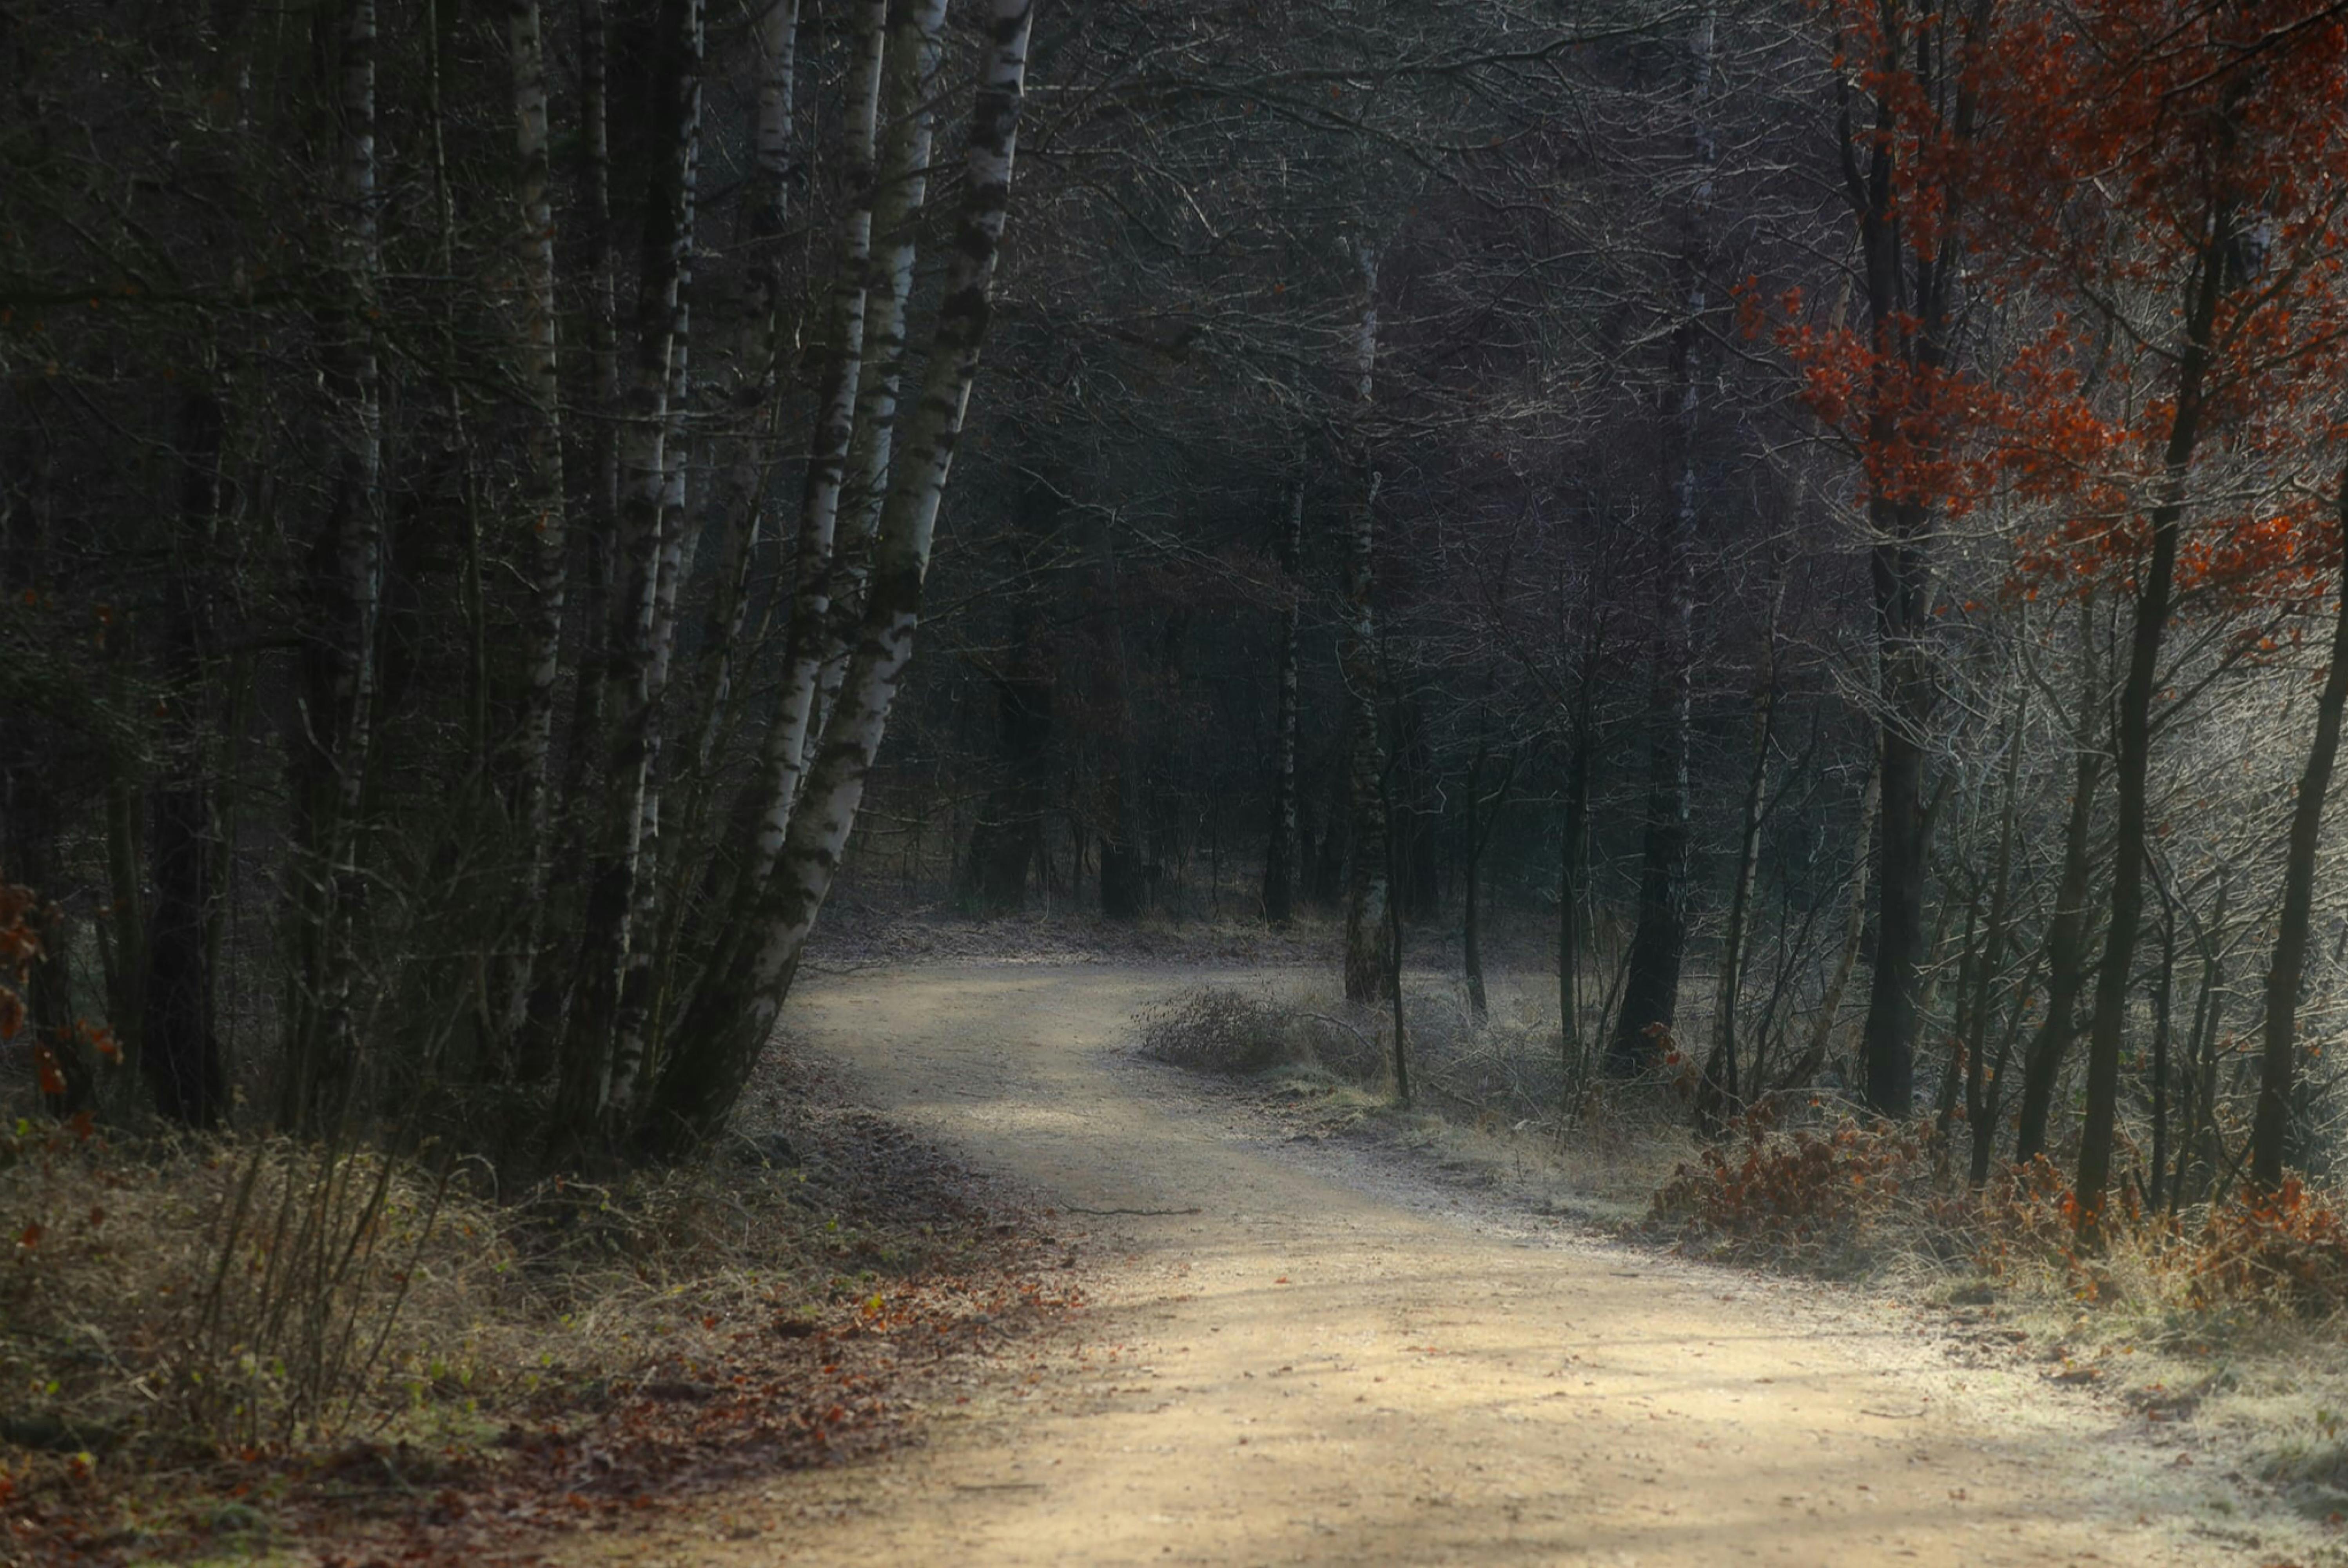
<box><xmin>649</xmin><ymin>963</ymin><xmax>2316</xmax><ymax>1566</ymax></box>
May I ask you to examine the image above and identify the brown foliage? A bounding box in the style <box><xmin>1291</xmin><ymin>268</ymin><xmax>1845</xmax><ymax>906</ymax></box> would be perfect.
<box><xmin>2190</xmin><ymin>1178</ymin><xmax>2348</xmax><ymax>1318</ymax></box>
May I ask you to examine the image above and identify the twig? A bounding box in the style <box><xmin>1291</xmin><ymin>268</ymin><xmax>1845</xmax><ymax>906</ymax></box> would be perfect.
<box><xmin>1063</xmin><ymin>1205</ymin><xmax>1203</xmax><ymax>1217</ymax></box>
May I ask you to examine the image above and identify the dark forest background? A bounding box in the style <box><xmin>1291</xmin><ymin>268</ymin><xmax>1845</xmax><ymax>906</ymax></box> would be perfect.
<box><xmin>6</xmin><ymin>0</ymin><xmax>2348</xmax><ymax>1236</ymax></box>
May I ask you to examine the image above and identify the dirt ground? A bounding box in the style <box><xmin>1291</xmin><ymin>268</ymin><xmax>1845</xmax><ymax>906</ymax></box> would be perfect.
<box><xmin>604</xmin><ymin>962</ymin><xmax>2334</xmax><ymax>1568</ymax></box>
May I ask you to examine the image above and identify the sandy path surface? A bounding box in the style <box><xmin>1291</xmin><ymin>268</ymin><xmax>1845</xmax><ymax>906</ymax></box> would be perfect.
<box><xmin>642</xmin><ymin>963</ymin><xmax>2305</xmax><ymax>1566</ymax></box>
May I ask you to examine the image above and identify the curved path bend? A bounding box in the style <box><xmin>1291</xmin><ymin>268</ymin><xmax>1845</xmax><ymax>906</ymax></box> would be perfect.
<box><xmin>637</xmin><ymin>963</ymin><xmax>2302</xmax><ymax>1567</ymax></box>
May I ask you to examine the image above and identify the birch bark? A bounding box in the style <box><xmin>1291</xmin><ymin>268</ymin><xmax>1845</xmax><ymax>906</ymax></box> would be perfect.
<box><xmin>644</xmin><ymin>0</ymin><xmax>1038</xmax><ymax>1154</ymax></box>
<box><xmin>516</xmin><ymin>0</ymin><xmax>620</xmax><ymax>1081</ymax></box>
<box><xmin>687</xmin><ymin>0</ymin><xmax>799</xmax><ymax>778</ymax></box>
<box><xmin>736</xmin><ymin>0</ymin><xmax>891</xmax><ymax>893</ymax></box>
<box><xmin>813</xmin><ymin>0</ymin><xmax>953</xmax><ymax>756</ymax></box>
<box><xmin>677</xmin><ymin>0</ymin><xmax>888</xmax><ymax>1018</ymax></box>
<box><xmin>554</xmin><ymin>0</ymin><xmax>704</xmax><ymax>1137</ymax></box>
<box><xmin>609</xmin><ymin>32</ymin><xmax>708</xmax><ymax>1110</ymax></box>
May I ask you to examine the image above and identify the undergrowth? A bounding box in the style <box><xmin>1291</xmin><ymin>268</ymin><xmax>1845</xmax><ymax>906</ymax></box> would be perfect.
<box><xmin>1649</xmin><ymin>1105</ymin><xmax>2348</xmax><ymax>1322</ymax></box>
<box><xmin>1645</xmin><ymin>1106</ymin><xmax>2348</xmax><ymax>1522</ymax></box>
<box><xmin>1136</xmin><ymin>980</ymin><xmax>1693</xmax><ymax>1217</ymax></box>
<box><xmin>1136</xmin><ymin>987</ymin><xmax>1305</xmax><ymax>1075</ymax></box>
<box><xmin>0</xmin><ymin>1083</ymin><xmax>1006</xmax><ymax>1480</ymax></box>
<box><xmin>1143</xmin><ymin>978</ymin><xmax>2348</xmax><ymax>1520</ymax></box>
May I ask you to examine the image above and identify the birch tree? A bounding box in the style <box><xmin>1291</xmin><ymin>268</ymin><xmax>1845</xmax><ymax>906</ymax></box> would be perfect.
<box><xmin>645</xmin><ymin>0</ymin><xmax>1040</xmax><ymax>1153</ymax></box>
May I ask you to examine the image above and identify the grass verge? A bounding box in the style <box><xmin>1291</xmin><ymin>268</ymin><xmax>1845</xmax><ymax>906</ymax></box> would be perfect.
<box><xmin>1140</xmin><ymin>979</ymin><xmax>2348</xmax><ymax>1534</ymax></box>
<box><xmin>0</xmin><ymin>1045</ymin><xmax>1078</xmax><ymax>1566</ymax></box>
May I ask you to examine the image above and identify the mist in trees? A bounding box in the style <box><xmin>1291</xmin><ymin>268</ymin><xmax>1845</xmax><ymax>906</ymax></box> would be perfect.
<box><xmin>9</xmin><ymin>0</ymin><xmax>2348</xmax><ymax>1234</ymax></box>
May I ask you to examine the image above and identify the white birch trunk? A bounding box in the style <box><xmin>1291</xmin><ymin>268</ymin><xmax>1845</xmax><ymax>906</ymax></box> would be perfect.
<box><xmin>644</xmin><ymin>0</ymin><xmax>1037</xmax><ymax>1153</ymax></box>
<box><xmin>655</xmin><ymin>0</ymin><xmax>804</xmax><ymax>1036</ymax></box>
<box><xmin>733</xmin><ymin>0</ymin><xmax>891</xmax><ymax>898</ymax></box>
<box><xmin>808</xmin><ymin>0</ymin><xmax>950</xmax><ymax>756</ymax></box>
<box><xmin>516</xmin><ymin>0</ymin><xmax>619</xmax><ymax>1078</ymax></box>
<box><xmin>555</xmin><ymin>0</ymin><xmax>704</xmax><ymax>1136</ymax></box>
<box><xmin>689</xmin><ymin>0</ymin><xmax>800</xmax><ymax>774</ymax></box>
<box><xmin>754</xmin><ymin>0</ymin><xmax>800</xmax><ymax>240</ymax></box>
<box><xmin>659</xmin><ymin>0</ymin><xmax>893</xmax><ymax>1076</ymax></box>
<box><xmin>605</xmin><ymin>0</ymin><xmax>707</xmax><ymax>1116</ymax></box>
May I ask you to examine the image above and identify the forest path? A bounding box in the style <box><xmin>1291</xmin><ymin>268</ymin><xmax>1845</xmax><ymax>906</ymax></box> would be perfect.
<box><xmin>637</xmin><ymin>962</ymin><xmax>2287</xmax><ymax>1567</ymax></box>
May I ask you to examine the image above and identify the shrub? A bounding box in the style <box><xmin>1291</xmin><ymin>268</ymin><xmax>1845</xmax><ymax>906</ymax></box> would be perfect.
<box><xmin>1136</xmin><ymin>988</ymin><xmax>1299</xmax><ymax>1076</ymax></box>
<box><xmin>2190</xmin><ymin>1178</ymin><xmax>2348</xmax><ymax>1317</ymax></box>
<box><xmin>0</xmin><ymin>1122</ymin><xmax>483</xmax><ymax>1454</ymax></box>
<box><xmin>1650</xmin><ymin>1112</ymin><xmax>1941</xmax><ymax>1255</ymax></box>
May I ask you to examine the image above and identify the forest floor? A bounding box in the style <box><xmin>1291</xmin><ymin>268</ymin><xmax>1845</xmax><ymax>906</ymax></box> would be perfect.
<box><xmin>583</xmin><ymin>957</ymin><xmax>2341</xmax><ymax>1568</ymax></box>
<box><xmin>18</xmin><ymin>928</ymin><xmax>2341</xmax><ymax>1566</ymax></box>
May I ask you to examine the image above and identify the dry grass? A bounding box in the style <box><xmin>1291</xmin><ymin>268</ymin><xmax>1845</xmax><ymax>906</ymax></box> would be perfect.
<box><xmin>1137</xmin><ymin>976</ymin><xmax>2348</xmax><ymax>1524</ymax></box>
<box><xmin>0</xmin><ymin>1122</ymin><xmax>495</xmax><ymax>1458</ymax></box>
<box><xmin>0</xmin><ymin>1060</ymin><xmax>1008</xmax><ymax>1474</ymax></box>
<box><xmin>1134</xmin><ymin>977</ymin><xmax>1695</xmax><ymax>1222</ymax></box>
<box><xmin>1135</xmin><ymin>987</ymin><xmax>1306</xmax><ymax>1075</ymax></box>
<box><xmin>1644</xmin><ymin>1108</ymin><xmax>2348</xmax><ymax>1524</ymax></box>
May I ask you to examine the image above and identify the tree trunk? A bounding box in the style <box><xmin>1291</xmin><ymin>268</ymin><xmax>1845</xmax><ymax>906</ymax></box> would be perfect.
<box><xmin>2249</xmin><ymin>470</ymin><xmax>2348</xmax><ymax>1191</ymax></box>
<box><xmin>1609</xmin><ymin>8</ymin><xmax>1710</xmax><ymax>1074</ymax></box>
<box><xmin>2013</xmin><ymin>712</ymin><xmax>2103</xmax><ymax>1162</ymax></box>
<box><xmin>714</xmin><ymin>0</ymin><xmax>888</xmax><ymax>909</ymax></box>
<box><xmin>144</xmin><ymin>390</ymin><xmax>227</xmax><ymax>1128</ymax></box>
<box><xmin>1095</xmin><ymin>516</ymin><xmax>1145</xmax><ymax>920</ymax></box>
<box><xmin>514</xmin><ymin>0</ymin><xmax>621</xmax><ymax>1085</ymax></box>
<box><xmin>1841</xmin><ymin>0</ymin><xmax>1992</xmax><ymax>1121</ymax></box>
<box><xmin>494</xmin><ymin>0</ymin><xmax>569</xmax><ymax>1051</ymax></box>
<box><xmin>1793</xmin><ymin>748</ymin><xmax>1879</xmax><ymax>1089</ymax></box>
<box><xmin>1558</xmin><ymin>616</ymin><xmax>1599</xmax><ymax>1066</ymax></box>
<box><xmin>1264</xmin><ymin>473</ymin><xmax>1305</xmax><ymax>927</ymax></box>
<box><xmin>1700</xmin><ymin>572</ymin><xmax>1780</xmax><ymax>1125</ymax></box>
<box><xmin>1382</xmin><ymin>731</ymin><xmax>1411</xmax><ymax>1105</ymax></box>
<box><xmin>640</xmin><ymin>0</ymin><xmax>1037</xmax><ymax>1156</ymax></box>
<box><xmin>1964</xmin><ymin>680</ymin><xmax>2027</xmax><ymax>1183</ymax></box>
<box><xmin>1463</xmin><ymin>736</ymin><xmax>1489</xmax><ymax>1025</ymax></box>
<box><xmin>2076</xmin><ymin>224</ymin><xmax>2226</xmax><ymax>1241</ymax></box>
<box><xmin>281</xmin><ymin>0</ymin><xmax>385</xmax><ymax>1131</ymax></box>
<box><xmin>1607</xmin><ymin>499</ymin><xmax>1696</xmax><ymax>1073</ymax></box>
<box><xmin>554</xmin><ymin>0</ymin><xmax>704</xmax><ymax>1140</ymax></box>
<box><xmin>2174</xmin><ymin>875</ymin><xmax>2228</xmax><ymax>1209</ymax></box>
<box><xmin>675</xmin><ymin>0</ymin><xmax>802</xmax><ymax>840</ymax></box>
<box><xmin>2148</xmin><ymin>890</ymin><xmax>2177</xmax><ymax>1210</ymax></box>
<box><xmin>1860</xmin><ymin>499</ymin><xmax>1930</xmax><ymax>1116</ymax></box>
<box><xmin>1341</xmin><ymin>243</ymin><xmax>1389</xmax><ymax>1005</ymax></box>
<box><xmin>964</xmin><ymin>599</ymin><xmax>1054</xmax><ymax>913</ymax></box>
<box><xmin>812</xmin><ymin>0</ymin><xmax>951</xmax><ymax>754</ymax></box>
